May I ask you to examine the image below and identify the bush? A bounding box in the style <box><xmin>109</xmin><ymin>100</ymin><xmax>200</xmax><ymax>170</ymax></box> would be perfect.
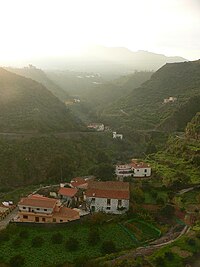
<box><xmin>0</xmin><ymin>231</ymin><xmax>9</xmax><ymax>242</ymax></box>
<box><xmin>66</xmin><ymin>237</ymin><xmax>79</xmax><ymax>251</ymax></box>
<box><xmin>165</xmin><ymin>251</ymin><xmax>174</xmax><ymax>260</ymax></box>
<box><xmin>12</xmin><ymin>237</ymin><xmax>22</xmax><ymax>247</ymax></box>
<box><xmin>155</xmin><ymin>256</ymin><xmax>165</xmax><ymax>266</ymax></box>
<box><xmin>9</xmin><ymin>255</ymin><xmax>25</xmax><ymax>267</ymax></box>
<box><xmin>101</xmin><ymin>240</ymin><xmax>117</xmax><ymax>254</ymax></box>
<box><xmin>51</xmin><ymin>233</ymin><xmax>63</xmax><ymax>244</ymax></box>
<box><xmin>31</xmin><ymin>236</ymin><xmax>44</xmax><ymax>248</ymax></box>
<box><xmin>187</xmin><ymin>238</ymin><xmax>196</xmax><ymax>246</ymax></box>
<box><xmin>88</xmin><ymin>228</ymin><xmax>100</xmax><ymax>245</ymax></box>
<box><xmin>19</xmin><ymin>230</ymin><xmax>29</xmax><ymax>239</ymax></box>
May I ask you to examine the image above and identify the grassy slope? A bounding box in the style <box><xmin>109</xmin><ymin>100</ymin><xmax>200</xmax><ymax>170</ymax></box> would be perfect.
<box><xmin>101</xmin><ymin>60</ymin><xmax>200</xmax><ymax>131</ymax></box>
<box><xmin>0</xmin><ymin>68</ymin><xmax>79</xmax><ymax>132</ymax></box>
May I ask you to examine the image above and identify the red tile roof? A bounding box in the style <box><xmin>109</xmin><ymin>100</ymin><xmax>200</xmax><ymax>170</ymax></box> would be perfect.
<box><xmin>18</xmin><ymin>194</ymin><xmax>57</xmax><ymax>209</ymax></box>
<box><xmin>54</xmin><ymin>207</ymin><xmax>79</xmax><ymax>219</ymax></box>
<box><xmin>86</xmin><ymin>181</ymin><xmax>129</xmax><ymax>200</ymax></box>
<box><xmin>70</xmin><ymin>177</ymin><xmax>88</xmax><ymax>188</ymax></box>
<box><xmin>130</xmin><ymin>160</ymin><xmax>150</xmax><ymax>169</ymax></box>
<box><xmin>58</xmin><ymin>187</ymin><xmax>78</xmax><ymax>197</ymax></box>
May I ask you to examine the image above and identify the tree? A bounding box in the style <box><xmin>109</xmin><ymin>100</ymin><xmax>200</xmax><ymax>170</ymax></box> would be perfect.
<box><xmin>165</xmin><ymin>251</ymin><xmax>174</xmax><ymax>260</ymax></box>
<box><xmin>101</xmin><ymin>240</ymin><xmax>117</xmax><ymax>254</ymax></box>
<box><xmin>88</xmin><ymin>228</ymin><xmax>100</xmax><ymax>245</ymax></box>
<box><xmin>66</xmin><ymin>237</ymin><xmax>79</xmax><ymax>251</ymax></box>
<box><xmin>93</xmin><ymin>163</ymin><xmax>115</xmax><ymax>181</ymax></box>
<box><xmin>31</xmin><ymin>236</ymin><xmax>44</xmax><ymax>247</ymax></box>
<box><xmin>10</xmin><ymin>255</ymin><xmax>25</xmax><ymax>267</ymax></box>
<box><xmin>51</xmin><ymin>233</ymin><xmax>63</xmax><ymax>244</ymax></box>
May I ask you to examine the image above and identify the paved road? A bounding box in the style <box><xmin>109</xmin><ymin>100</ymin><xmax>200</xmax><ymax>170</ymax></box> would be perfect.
<box><xmin>0</xmin><ymin>207</ymin><xmax>18</xmax><ymax>230</ymax></box>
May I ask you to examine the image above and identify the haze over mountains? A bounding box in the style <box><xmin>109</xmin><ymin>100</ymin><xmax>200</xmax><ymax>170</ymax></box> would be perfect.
<box><xmin>7</xmin><ymin>46</ymin><xmax>187</xmax><ymax>78</ymax></box>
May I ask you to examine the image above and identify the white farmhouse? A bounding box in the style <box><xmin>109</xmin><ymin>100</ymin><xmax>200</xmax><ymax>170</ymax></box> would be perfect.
<box><xmin>85</xmin><ymin>181</ymin><xmax>129</xmax><ymax>214</ymax></box>
<box><xmin>116</xmin><ymin>159</ymin><xmax>151</xmax><ymax>179</ymax></box>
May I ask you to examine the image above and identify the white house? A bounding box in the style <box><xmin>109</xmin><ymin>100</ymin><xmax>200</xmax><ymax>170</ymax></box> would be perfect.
<box><xmin>113</xmin><ymin>132</ymin><xmax>123</xmax><ymax>140</ymax></box>
<box><xmin>85</xmin><ymin>181</ymin><xmax>129</xmax><ymax>214</ymax></box>
<box><xmin>116</xmin><ymin>159</ymin><xmax>151</xmax><ymax>179</ymax></box>
<box><xmin>87</xmin><ymin>123</ymin><xmax>105</xmax><ymax>132</ymax></box>
<box><xmin>163</xmin><ymin>96</ymin><xmax>177</xmax><ymax>104</ymax></box>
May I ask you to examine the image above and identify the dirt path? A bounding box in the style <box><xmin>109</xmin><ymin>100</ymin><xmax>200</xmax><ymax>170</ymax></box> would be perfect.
<box><xmin>0</xmin><ymin>207</ymin><xmax>18</xmax><ymax>230</ymax></box>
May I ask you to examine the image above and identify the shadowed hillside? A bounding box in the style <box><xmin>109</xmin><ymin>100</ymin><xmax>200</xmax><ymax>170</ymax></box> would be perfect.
<box><xmin>0</xmin><ymin>68</ymin><xmax>80</xmax><ymax>133</ymax></box>
<box><xmin>101</xmin><ymin>60</ymin><xmax>200</xmax><ymax>132</ymax></box>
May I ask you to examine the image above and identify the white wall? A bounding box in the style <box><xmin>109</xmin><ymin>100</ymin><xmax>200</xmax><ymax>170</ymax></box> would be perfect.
<box><xmin>87</xmin><ymin>197</ymin><xmax>129</xmax><ymax>214</ymax></box>
<box><xmin>18</xmin><ymin>205</ymin><xmax>53</xmax><ymax>214</ymax></box>
<box><xmin>134</xmin><ymin>167</ymin><xmax>151</xmax><ymax>177</ymax></box>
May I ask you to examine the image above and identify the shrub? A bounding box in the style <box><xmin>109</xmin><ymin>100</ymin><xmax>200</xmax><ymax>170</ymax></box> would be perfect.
<box><xmin>66</xmin><ymin>237</ymin><xmax>79</xmax><ymax>251</ymax></box>
<box><xmin>9</xmin><ymin>255</ymin><xmax>25</xmax><ymax>267</ymax></box>
<box><xmin>88</xmin><ymin>228</ymin><xmax>100</xmax><ymax>245</ymax></box>
<box><xmin>101</xmin><ymin>240</ymin><xmax>117</xmax><ymax>254</ymax></box>
<box><xmin>165</xmin><ymin>251</ymin><xmax>174</xmax><ymax>260</ymax></box>
<box><xmin>0</xmin><ymin>231</ymin><xmax>9</xmax><ymax>242</ymax></box>
<box><xmin>187</xmin><ymin>238</ymin><xmax>196</xmax><ymax>246</ymax></box>
<box><xmin>12</xmin><ymin>237</ymin><xmax>22</xmax><ymax>247</ymax></box>
<box><xmin>51</xmin><ymin>233</ymin><xmax>63</xmax><ymax>244</ymax></box>
<box><xmin>31</xmin><ymin>236</ymin><xmax>44</xmax><ymax>248</ymax></box>
<box><xmin>19</xmin><ymin>230</ymin><xmax>29</xmax><ymax>239</ymax></box>
<box><xmin>155</xmin><ymin>256</ymin><xmax>165</xmax><ymax>266</ymax></box>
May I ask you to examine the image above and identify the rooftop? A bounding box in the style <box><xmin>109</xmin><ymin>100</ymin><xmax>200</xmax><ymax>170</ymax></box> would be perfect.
<box><xmin>86</xmin><ymin>181</ymin><xmax>129</xmax><ymax>200</ymax></box>
<box><xmin>70</xmin><ymin>177</ymin><xmax>88</xmax><ymax>188</ymax></box>
<box><xmin>58</xmin><ymin>187</ymin><xmax>78</xmax><ymax>197</ymax></box>
<box><xmin>54</xmin><ymin>207</ymin><xmax>79</xmax><ymax>219</ymax></box>
<box><xmin>18</xmin><ymin>194</ymin><xmax>57</xmax><ymax>209</ymax></box>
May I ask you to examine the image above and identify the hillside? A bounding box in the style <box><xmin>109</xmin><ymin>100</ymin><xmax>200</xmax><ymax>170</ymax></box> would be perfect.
<box><xmin>0</xmin><ymin>68</ymin><xmax>79</xmax><ymax>132</ymax></box>
<box><xmin>101</xmin><ymin>60</ymin><xmax>200</xmax><ymax>132</ymax></box>
<box><xmin>5</xmin><ymin>65</ymin><xmax>69</xmax><ymax>102</ymax></box>
<box><xmin>185</xmin><ymin>112</ymin><xmax>200</xmax><ymax>140</ymax></box>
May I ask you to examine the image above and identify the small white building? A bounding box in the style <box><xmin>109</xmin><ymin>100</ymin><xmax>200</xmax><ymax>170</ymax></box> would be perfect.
<box><xmin>86</xmin><ymin>181</ymin><xmax>129</xmax><ymax>214</ymax></box>
<box><xmin>163</xmin><ymin>96</ymin><xmax>177</xmax><ymax>104</ymax></box>
<box><xmin>113</xmin><ymin>132</ymin><xmax>123</xmax><ymax>140</ymax></box>
<box><xmin>116</xmin><ymin>159</ymin><xmax>151</xmax><ymax>179</ymax></box>
<box><xmin>87</xmin><ymin>123</ymin><xmax>105</xmax><ymax>132</ymax></box>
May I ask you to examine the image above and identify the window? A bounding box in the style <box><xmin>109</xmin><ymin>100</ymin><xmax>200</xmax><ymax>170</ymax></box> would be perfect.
<box><xmin>118</xmin><ymin>200</ymin><xmax>122</xmax><ymax>206</ymax></box>
<box><xmin>91</xmin><ymin>198</ymin><xmax>95</xmax><ymax>202</ymax></box>
<box><xmin>36</xmin><ymin>208</ymin><xmax>40</xmax><ymax>210</ymax></box>
<box><xmin>23</xmin><ymin>207</ymin><xmax>26</xmax><ymax>209</ymax></box>
<box><xmin>44</xmin><ymin>209</ymin><xmax>47</xmax><ymax>211</ymax></box>
<box><xmin>144</xmin><ymin>169</ymin><xmax>147</xmax><ymax>173</ymax></box>
<box><xmin>106</xmin><ymin>207</ymin><xmax>111</xmax><ymax>210</ymax></box>
<box><xmin>137</xmin><ymin>169</ymin><xmax>139</xmax><ymax>172</ymax></box>
<box><xmin>53</xmin><ymin>218</ymin><xmax>56</xmax><ymax>222</ymax></box>
<box><xmin>107</xmin><ymin>199</ymin><xmax>111</xmax><ymax>205</ymax></box>
<box><xmin>91</xmin><ymin>206</ymin><xmax>95</xmax><ymax>212</ymax></box>
<box><xmin>42</xmin><ymin>218</ymin><xmax>46</xmax><ymax>222</ymax></box>
<box><xmin>60</xmin><ymin>219</ymin><xmax>63</xmax><ymax>222</ymax></box>
<box><xmin>35</xmin><ymin>217</ymin><xmax>39</xmax><ymax>222</ymax></box>
<box><xmin>23</xmin><ymin>215</ymin><xmax>28</xmax><ymax>219</ymax></box>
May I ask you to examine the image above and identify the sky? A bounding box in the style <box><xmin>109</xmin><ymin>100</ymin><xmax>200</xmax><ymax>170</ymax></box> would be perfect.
<box><xmin>0</xmin><ymin>0</ymin><xmax>199</xmax><ymax>65</ymax></box>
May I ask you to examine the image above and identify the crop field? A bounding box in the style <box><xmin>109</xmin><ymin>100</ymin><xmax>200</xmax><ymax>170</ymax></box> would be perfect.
<box><xmin>0</xmin><ymin>222</ymin><xmax>136</xmax><ymax>267</ymax></box>
<box><xmin>123</xmin><ymin>219</ymin><xmax>161</xmax><ymax>243</ymax></box>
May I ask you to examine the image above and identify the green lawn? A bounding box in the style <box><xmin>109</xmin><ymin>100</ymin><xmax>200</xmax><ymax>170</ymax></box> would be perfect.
<box><xmin>0</xmin><ymin>222</ymin><xmax>135</xmax><ymax>267</ymax></box>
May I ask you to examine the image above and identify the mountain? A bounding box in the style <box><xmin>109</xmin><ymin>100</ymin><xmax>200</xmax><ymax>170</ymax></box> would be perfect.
<box><xmin>5</xmin><ymin>65</ymin><xmax>69</xmax><ymax>102</ymax></box>
<box><xmin>0</xmin><ymin>68</ymin><xmax>79</xmax><ymax>132</ymax></box>
<box><xmin>101</xmin><ymin>60</ymin><xmax>200</xmax><ymax>132</ymax></box>
<box><xmin>18</xmin><ymin>46</ymin><xmax>186</xmax><ymax>78</ymax></box>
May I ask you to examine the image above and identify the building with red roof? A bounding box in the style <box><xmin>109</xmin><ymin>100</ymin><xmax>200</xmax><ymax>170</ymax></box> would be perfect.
<box><xmin>70</xmin><ymin>177</ymin><xmax>88</xmax><ymax>189</ymax></box>
<box><xmin>116</xmin><ymin>159</ymin><xmax>151</xmax><ymax>179</ymax></box>
<box><xmin>85</xmin><ymin>181</ymin><xmax>130</xmax><ymax>214</ymax></box>
<box><xmin>58</xmin><ymin>187</ymin><xmax>78</xmax><ymax>207</ymax></box>
<box><xmin>18</xmin><ymin>194</ymin><xmax>80</xmax><ymax>223</ymax></box>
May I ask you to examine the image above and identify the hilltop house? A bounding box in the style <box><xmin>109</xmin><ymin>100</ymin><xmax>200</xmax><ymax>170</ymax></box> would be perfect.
<box><xmin>163</xmin><ymin>96</ymin><xmax>177</xmax><ymax>104</ymax></box>
<box><xmin>116</xmin><ymin>159</ymin><xmax>151</xmax><ymax>179</ymax></box>
<box><xmin>113</xmin><ymin>132</ymin><xmax>123</xmax><ymax>140</ymax></box>
<box><xmin>85</xmin><ymin>181</ymin><xmax>129</xmax><ymax>214</ymax></box>
<box><xmin>18</xmin><ymin>194</ymin><xmax>80</xmax><ymax>223</ymax></box>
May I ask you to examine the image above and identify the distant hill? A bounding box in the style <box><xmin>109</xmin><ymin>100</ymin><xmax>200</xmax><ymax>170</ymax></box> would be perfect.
<box><xmin>101</xmin><ymin>60</ymin><xmax>200</xmax><ymax>132</ymax></box>
<box><xmin>5</xmin><ymin>65</ymin><xmax>69</xmax><ymax>102</ymax></box>
<box><xmin>0</xmin><ymin>68</ymin><xmax>80</xmax><ymax>132</ymax></box>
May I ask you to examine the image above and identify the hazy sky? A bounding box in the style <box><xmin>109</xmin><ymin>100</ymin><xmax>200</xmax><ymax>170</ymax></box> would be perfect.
<box><xmin>0</xmin><ymin>0</ymin><xmax>199</xmax><ymax>64</ymax></box>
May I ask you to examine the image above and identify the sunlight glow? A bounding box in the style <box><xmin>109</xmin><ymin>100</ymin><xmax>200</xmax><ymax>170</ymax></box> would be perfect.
<box><xmin>0</xmin><ymin>0</ymin><xmax>199</xmax><ymax>64</ymax></box>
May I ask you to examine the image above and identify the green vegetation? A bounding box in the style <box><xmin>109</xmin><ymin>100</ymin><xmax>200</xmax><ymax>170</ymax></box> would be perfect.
<box><xmin>101</xmin><ymin>60</ymin><xmax>200</xmax><ymax>132</ymax></box>
<box><xmin>0</xmin><ymin>222</ymin><xmax>135</xmax><ymax>267</ymax></box>
<box><xmin>0</xmin><ymin>68</ymin><xmax>79</xmax><ymax>132</ymax></box>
